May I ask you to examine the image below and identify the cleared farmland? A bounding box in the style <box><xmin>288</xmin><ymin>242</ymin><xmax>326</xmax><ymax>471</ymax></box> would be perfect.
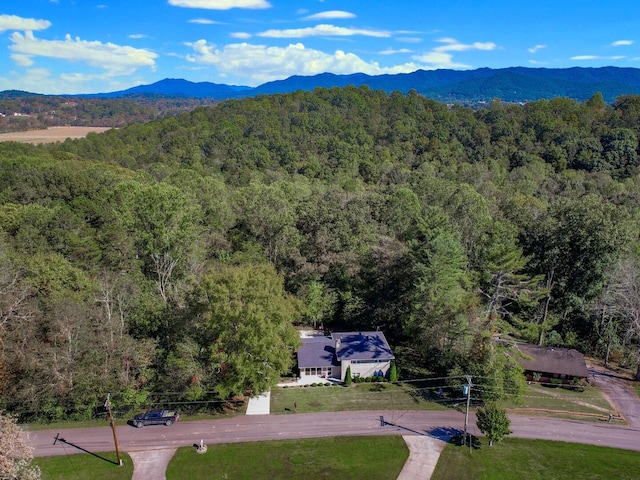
<box><xmin>0</xmin><ymin>126</ymin><xmax>111</xmax><ymax>144</ymax></box>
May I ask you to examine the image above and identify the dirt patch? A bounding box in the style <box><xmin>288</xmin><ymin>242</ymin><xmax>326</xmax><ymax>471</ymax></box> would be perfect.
<box><xmin>0</xmin><ymin>126</ymin><xmax>111</xmax><ymax>144</ymax></box>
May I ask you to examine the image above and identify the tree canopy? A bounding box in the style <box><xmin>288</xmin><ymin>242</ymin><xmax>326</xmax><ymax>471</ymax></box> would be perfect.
<box><xmin>1</xmin><ymin>87</ymin><xmax>640</xmax><ymax>419</ymax></box>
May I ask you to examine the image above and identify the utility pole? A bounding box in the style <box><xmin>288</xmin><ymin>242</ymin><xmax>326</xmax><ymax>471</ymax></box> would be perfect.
<box><xmin>463</xmin><ymin>375</ymin><xmax>473</xmax><ymax>448</ymax></box>
<box><xmin>105</xmin><ymin>394</ymin><xmax>123</xmax><ymax>466</ymax></box>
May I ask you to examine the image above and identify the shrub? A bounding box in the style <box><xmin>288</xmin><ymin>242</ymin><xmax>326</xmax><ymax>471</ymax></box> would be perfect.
<box><xmin>550</xmin><ymin>378</ymin><xmax>563</xmax><ymax>387</ymax></box>
<box><xmin>389</xmin><ymin>360</ymin><xmax>398</xmax><ymax>382</ymax></box>
<box><xmin>345</xmin><ymin>366</ymin><xmax>352</xmax><ymax>386</ymax></box>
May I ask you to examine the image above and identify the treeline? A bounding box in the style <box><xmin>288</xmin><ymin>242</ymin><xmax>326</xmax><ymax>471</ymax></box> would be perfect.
<box><xmin>0</xmin><ymin>93</ymin><xmax>216</xmax><ymax>133</ymax></box>
<box><xmin>1</xmin><ymin>86</ymin><xmax>640</xmax><ymax>421</ymax></box>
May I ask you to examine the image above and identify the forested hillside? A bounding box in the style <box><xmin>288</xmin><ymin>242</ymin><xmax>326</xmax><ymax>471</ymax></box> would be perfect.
<box><xmin>1</xmin><ymin>86</ymin><xmax>640</xmax><ymax>421</ymax></box>
<box><xmin>0</xmin><ymin>92</ymin><xmax>215</xmax><ymax>133</ymax></box>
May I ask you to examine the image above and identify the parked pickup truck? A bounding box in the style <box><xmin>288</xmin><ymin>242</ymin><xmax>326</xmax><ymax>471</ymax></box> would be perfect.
<box><xmin>132</xmin><ymin>409</ymin><xmax>179</xmax><ymax>427</ymax></box>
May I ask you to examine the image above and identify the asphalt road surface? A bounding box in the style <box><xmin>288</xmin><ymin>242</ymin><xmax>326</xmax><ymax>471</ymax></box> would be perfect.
<box><xmin>29</xmin><ymin>409</ymin><xmax>640</xmax><ymax>458</ymax></box>
<box><xmin>589</xmin><ymin>366</ymin><xmax>640</xmax><ymax>429</ymax></box>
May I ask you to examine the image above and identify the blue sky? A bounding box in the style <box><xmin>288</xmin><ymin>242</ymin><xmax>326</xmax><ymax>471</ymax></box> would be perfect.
<box><xmin>1</xmin><ymin>0</ymin><xmax>639</xmax><ymax>94</ymax></box>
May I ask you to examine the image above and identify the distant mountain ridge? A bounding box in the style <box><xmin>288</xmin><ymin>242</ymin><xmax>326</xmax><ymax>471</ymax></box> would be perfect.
<box><xmin>85</xmin><ymin>78</ymin><xmax>252</xmax><ymax>99</ymax></box>
<box><xmin>8</xmin><ymin>67</ymin><xmax>640</xmax><ymax>103</ymax></box>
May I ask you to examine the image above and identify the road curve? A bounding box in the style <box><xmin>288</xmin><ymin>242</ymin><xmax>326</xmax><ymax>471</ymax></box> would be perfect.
<box><xmin>29</xmin><ymin>409</ymin><xmax>640</xmax><ymax>458</ymax></box>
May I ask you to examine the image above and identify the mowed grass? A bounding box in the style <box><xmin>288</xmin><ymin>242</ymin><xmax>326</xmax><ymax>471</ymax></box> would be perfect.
<box><xmin>508</xmin><ymin>383</ymin><xmax>614</xmax><ymax>417</ymax></box>
<box><xmin>32</xmin><ymin>435</ymin><xmax>640</xmax><ymax>480</ymax></box>
<box><xmin>271</xmin><ymin>382</ymin><xmax>447</xmax><ymax>414</ymax></box>
<box><xmin>166</xmin><ymin>436</ymin><xmax>409</xmax><ymax>480</ymax></box>
<box><xmin>34</xmin><ymin>452</ymin><xmax>133</xmax><ymax>480</ymax></box>
<box><xmin>432</xmin><ymin>438</ymin><xmax>640</xmax><ymax>480</ymax></box>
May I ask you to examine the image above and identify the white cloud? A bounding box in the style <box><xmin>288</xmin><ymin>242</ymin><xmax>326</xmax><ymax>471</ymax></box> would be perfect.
<box><xmin>378</xmin><ymin>48</ymin><xmax>411</xmax><ymax>55</ymax></box>
<box><xmin>528</xmin><ymin>44</ymin><xmax>546</xmax><ymax>53</ymax></box>
<box><xmin>10</xmin><ymin>54</ymin><xmax>34</xmax><ymax>67</ymax></box>
<box><xmin>231</xmin><ymin>32</ymin><xmax>252</xmax><ymax>39</ymax></box>
<box><xmin>612</xmin><ymin>40</ymin><xmax>633</xmax><ymax>46</ymax></box>
<box><xmin>128</xmin><ymin>34</ymin><xmax>149</xmax><ymax>39</ymax></box>
<box><xmin>189</xmin><ymin>18</ymin><xmax>223</xmax><ymax>24</ymax></box>
<box><xmin>407</xmin><ymin>37</ymin><xmax>496</xmax><ymax>70</ymax></box>
<box><xmin>0</xmin><ymin>14</ymin><xmax>51</xmax><ymax>33</ymax></box>
<box><xmin>571</xmin><ymin>55</ymin><xmax>625</xmax><ymax>61</ymax></box>
<box><xmin>434</xmin><ymin>37</ymin><xmax>496</xmax><ymax>52</ymax></box>
<box><xmin>185</xmin><ymin>41</ymin><xmax>423</xmax><ymax>85</ymax></box>
<box><xmin>168</xmin><ymin>0</ymin><xmax>270</xmax><ymax>9</ymax></box>
<box><xmin>302</xmin><ymin>11</ymin><xmax>356</xmax><ymax>20</ymax></box>
<box><xmin>412</xmin><ymin>51</ymin><xmax>470</xmax><ymax>69</ymax></box>
<box><xmin>397</xmin><ymin>37</ymin><xmax>422</xmax><ymax>44</ymax></box>
<box><xmin>9</xmin><ymin>31</ymin><xmax>157</xmax><ymax>76</ymax></box>
<box><xmin>257</xmin><ymin>24</ymin><xmax>390</xmax><ymax>39</ymax></box>
<box><xmin>0</xmin><ymin>68</ymin><xmax>52</xmax><ymax>92</ymax></box>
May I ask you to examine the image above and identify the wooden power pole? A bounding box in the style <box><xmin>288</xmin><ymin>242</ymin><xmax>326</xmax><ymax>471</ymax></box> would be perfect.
<box><xmin>463</xmin><ymin>375</ymin><xmax>473</xmax><ymax>448</ymax></box>
<box><xmin>105</xmin><ymin>394</ymin><xmax>123</xmax><ymax>466</ymax></box>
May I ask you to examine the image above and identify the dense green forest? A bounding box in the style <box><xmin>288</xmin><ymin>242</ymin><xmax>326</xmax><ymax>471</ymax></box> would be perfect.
<box><xmin>1</xmin><ymin>86</ymin><xmax>640</xmax><ymax>421</ymax></box>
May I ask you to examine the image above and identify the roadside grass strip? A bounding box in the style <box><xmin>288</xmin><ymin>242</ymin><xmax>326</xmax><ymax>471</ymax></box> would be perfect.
<box><xmin>432</xmin><ymin>438</ymin><xmax>640</xmax><ymax>480</ymax></box>
<box><xmin>505</xmin><ymin>383</ymin><xmax>617</xmax><ymax>421</ymax></box>
<box><xmin>34</xmin><ymin>452</ymin><xmax>133</xmax><ymax>479</ymax></box>
<box><xmin>166</xmin><ymin>436</ymin><xmax>409</xmax><ymax>480</ymax></box>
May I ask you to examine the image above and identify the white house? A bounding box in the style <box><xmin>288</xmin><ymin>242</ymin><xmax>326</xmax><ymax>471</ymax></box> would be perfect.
<box><xmin>297</xmin><ymin>331</ymin><xmax>395</xmax><ymax>382</ymax></box>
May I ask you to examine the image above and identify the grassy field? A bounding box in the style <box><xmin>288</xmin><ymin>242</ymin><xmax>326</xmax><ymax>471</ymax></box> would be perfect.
<box><xmin>166</xmin><ymin>436</ymin><xmax>409</xmax><ymax>480</ymax></box>
<box><xmin>432</xmin><ymin>438</ymin><xmax>640</xmax><ymax>480</ymax></box>
<box><xmin>34</xmin><ymin>452</ymin><xmax>133</xmax><ymax>480</ymax></box>
<box><xmin>271</xmin><ymin>382</ymin><xmax>447</xmax><ymax>414</ymax></box>
<box><xmin>508</xmin><ymin>382</ymin><xmax>614</xmax><ymax>418</ymax></box>
<box><xmin>33</xmin><ymin>436</ymin><xmax>640</xmax><ymax>479</ymax></box>
<box><xmin>271</xmin><ymin>380</ymin><xmax>614</xmax><ymax>420</ymax></box>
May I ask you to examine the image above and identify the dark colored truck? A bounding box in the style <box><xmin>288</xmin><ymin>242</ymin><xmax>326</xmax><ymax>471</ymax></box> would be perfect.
<box><xmin>132</xmin><ymin>409</ymin><xmax>179</xmax><ymax>427</ymax></box>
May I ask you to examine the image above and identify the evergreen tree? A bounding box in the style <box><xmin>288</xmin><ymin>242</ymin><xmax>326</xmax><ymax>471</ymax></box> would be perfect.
<box><xmin>389</xmin><ymin>359</ymin><xmax>398</xmax><ymax>382</ymax></box>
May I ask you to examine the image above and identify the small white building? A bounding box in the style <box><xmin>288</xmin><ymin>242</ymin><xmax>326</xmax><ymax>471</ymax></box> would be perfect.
<box><xmin>297</xmin><ymin>331</ymin><xmax>395</xmax><ymax>382</ymax></box>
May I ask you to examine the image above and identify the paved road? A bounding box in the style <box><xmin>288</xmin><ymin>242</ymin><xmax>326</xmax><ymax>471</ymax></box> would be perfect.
<box><xmin>589</xmin><ymin>366</ymin><xmax>640</xmax><ymax>429</ymax></box>
<box><xmin>29</xmin><ymin>409</ymin><xmax>640</xmax><ymax>458</ymax></box>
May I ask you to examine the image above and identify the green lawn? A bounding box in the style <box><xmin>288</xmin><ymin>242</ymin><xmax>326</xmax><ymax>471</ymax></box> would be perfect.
<box><xmin>34</xmin><ymin>452</ymin><xmax>133</xmax><ymax>480</ymax></box>
<box><xmin>432</xmin><ymin>438</ymin><xmax>640</xmax><ymax>480</ymax></box>
<box><xmin>507</xmin><ymin>382</ymin><xmax>614</xmax><ymax>417</ymax></box>
<box><xmin>166</xmin><ymin>436</ymin><xmax>409</xmax><ymax>480</ymax></box>
<box><xmin>33</xmin><ymin>436</ymin><xmax>640</xmax><ymax>480</ymax></box>
<box><xmin>271</xmin><ymin>382</ymin><xmax>447</xmax><ymax>414</ymax></box>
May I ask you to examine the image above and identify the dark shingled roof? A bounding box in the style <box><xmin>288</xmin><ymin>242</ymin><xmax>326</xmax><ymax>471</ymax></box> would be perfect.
<box><xmin>516</xmin><ymin>343</ymin><xmax>589</xmax><ymax>378</ymax></box>
<box><xmin>297</xmin><ymin>337</ymin><xmax>339</xmax><ymax>368</ymax></box>
<box><xmin>332</xmin><ymin>331</ymin><xmax>394</xmax><ymax>361</ymax></box>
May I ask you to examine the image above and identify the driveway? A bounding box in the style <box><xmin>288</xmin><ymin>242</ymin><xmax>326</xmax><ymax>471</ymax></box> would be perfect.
<box><xmin>589</xmin><ymin>365</ymin><xmax>640</xmax><ymax>428</ymax></box>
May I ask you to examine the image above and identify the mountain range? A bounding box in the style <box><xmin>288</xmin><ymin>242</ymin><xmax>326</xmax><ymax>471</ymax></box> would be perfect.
<box><xmin>78</xmin><ymin>66</ymin><xmax>640</xmax><ymax>104</ymax></box>
<box><xmin>5</xmin><ymin>66</ymin><xmax>640</xmax><ymax>104</ymax></box>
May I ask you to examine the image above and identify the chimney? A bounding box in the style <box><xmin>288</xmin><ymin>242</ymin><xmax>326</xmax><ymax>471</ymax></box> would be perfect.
<box><xmin>336</xmin><ymin>338</ymin><xmax>341</xmax><ymax>352</ymax></box>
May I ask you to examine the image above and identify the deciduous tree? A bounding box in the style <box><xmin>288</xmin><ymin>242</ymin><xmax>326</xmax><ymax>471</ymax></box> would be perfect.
<box><xmin>476</xmin><ymin>402</ymin><xmax>511</xmax><ymax>446</ymax></box>
<box><xmin>0</xmin><ymin>411</ymin><xmax>40</xmax><ymax>480</ymax></box>
<box><xmin>192</xmin><ymin>263</ymin><xmax>302</xmax><ymax>397</ymax></box>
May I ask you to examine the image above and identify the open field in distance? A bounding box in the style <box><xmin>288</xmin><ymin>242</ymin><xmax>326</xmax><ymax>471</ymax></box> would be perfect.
<box><xmin>0</xmin><ymin>126</ymin><xmax>111</xmax><ymax>144</ymax></box>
